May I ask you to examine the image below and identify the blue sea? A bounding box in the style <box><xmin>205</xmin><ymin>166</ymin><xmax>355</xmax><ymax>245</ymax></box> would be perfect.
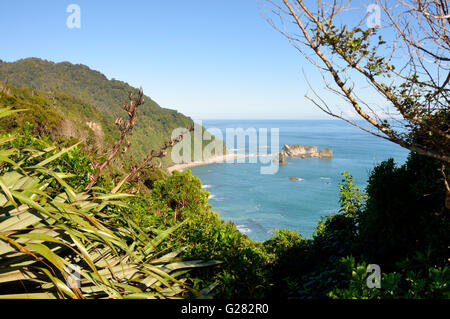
<box><xmin>189</xmin><ymin>120</ymin><xmax>409</xmax><ymax>242</ymax></box>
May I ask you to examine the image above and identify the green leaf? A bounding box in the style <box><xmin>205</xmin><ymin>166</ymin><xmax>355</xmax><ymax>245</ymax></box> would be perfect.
<box><xmin>10</xmin><ymin>190</ymin><xmax>51</xmax><ymax>217</ymax></box>
<box><xmin>11</xmin><ymin>232</ymin><xmax>64</xmax><ymax>245</ymax></box>
<box><xmin>34</xmin><ymin>142</ymin><xmax>81</xmax><ymax>168</ymax></box>
<box><xmin>26</xmin><ymin>243</ymin><xmax>66</xmax><ymax>272</ymax></box>
<box><xmin>0</xmin><ymin>176</ymin><xmax>18</xmax><ymax>208</ymax></box>
<box><xmin>0</xmin><ymin>107</ymin><xmax>28</xmax><ymax>119</ymax></box>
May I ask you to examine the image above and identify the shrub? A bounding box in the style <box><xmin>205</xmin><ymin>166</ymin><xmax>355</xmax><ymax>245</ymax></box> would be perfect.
<box><xmin>359</xmin><ymin>154</ymin><xmax>449</xmax><ymax>270</ymax></box>
<box><xmin>143</xmin><ymin>169</ymin><xmax>271</xmax><ymax>298</ymax></box>
<box><xmin>151</xmin><ymin>170</ymin><xmax>209</xmax><ymax>222</ymax></box>
<box><xmin>328</xmin><ymin>255</ymin><xmax>449</xmax><ymax>299</ymax></box>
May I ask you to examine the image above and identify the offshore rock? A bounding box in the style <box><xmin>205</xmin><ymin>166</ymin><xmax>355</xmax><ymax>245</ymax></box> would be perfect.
<box><xmin>274</xmin><ymin>144</ymin><xmax>333</xmax><ymax>165</ymax></box>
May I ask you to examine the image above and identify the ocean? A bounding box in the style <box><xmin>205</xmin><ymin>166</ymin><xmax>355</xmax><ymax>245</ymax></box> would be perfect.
<box><xmin>189</xmin><ymin>120</ymin><xmax>409</xmax><ymax>242</ymax></box>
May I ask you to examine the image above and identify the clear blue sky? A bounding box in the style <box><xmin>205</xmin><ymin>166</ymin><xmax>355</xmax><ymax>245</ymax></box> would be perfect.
<box><xmin>0</xmin><ymin>0</ymin><xmax>382</xmax><ymax>120</ymax></box>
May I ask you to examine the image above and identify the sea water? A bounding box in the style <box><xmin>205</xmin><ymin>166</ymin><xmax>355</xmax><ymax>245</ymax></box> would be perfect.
<box><xmin>189</xmin><ymin>120</ymin><xmax>409</xmax><ymax>242</ymax></box>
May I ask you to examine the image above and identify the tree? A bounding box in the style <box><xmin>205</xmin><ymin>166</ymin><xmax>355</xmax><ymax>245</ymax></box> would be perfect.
<box><xmin>260</xmin><ymin>0</ymin><xmax>449</xmax><ymax>205</ymax></box>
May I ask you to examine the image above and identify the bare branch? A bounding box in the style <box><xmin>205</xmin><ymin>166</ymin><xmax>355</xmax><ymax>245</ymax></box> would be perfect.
<box><xmin>85</xmin><ymin>88</ymin><xmax>144</xmax><ymax>191</ymax></box>
<box><xmin>261</xmin><ymin>0</ymin><xmax>450</xmax><ymax>163</ymax></box>
<box><xmin>111</xmin><ymin>126</ymin><xmax>195</xmax><ymax>193</ymax></box>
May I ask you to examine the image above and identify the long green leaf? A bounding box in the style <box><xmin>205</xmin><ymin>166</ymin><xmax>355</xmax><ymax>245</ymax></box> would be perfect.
<box><xmin>0</xmin><ymin>107</ymin><xmax>28</xmax><ymax>119</ymax></box>
<box><xmin>33</xmin><ymin>142</ymin><xmax>81</xmax><ymax>168</ymax></box>
<box><xmin>0</xmin><ymin>176</ymin><xmax>18</xmax><ymax>208</ymax></box>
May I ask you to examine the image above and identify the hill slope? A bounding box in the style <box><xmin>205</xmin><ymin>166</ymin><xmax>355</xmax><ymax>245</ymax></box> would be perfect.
<box><xmin>0</xmin><ymin>58</ymin><xmax>217</xmax><ymax>165</ymax></box>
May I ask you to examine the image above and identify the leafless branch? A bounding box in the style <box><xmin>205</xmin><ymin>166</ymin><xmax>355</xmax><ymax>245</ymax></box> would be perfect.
<box><xmin>260</xmin><ymin>0</ymin><xmax>450</xmax><ymax>163</ymax></box>
<box><xmin>85</xmin><ymin>88</ymin><xmax>144</xmax><ymax>191</ymax></box>
<box><xmin>111</xmin><ymin>125</ymin><xmax>195</xmax><ymax>193</ymax></box>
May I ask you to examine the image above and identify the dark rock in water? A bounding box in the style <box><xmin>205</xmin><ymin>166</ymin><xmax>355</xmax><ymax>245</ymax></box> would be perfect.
<box><xmin>274</xmin><ymin>144</ymin><xmax>333</xmax><ymax>165</ymax></box>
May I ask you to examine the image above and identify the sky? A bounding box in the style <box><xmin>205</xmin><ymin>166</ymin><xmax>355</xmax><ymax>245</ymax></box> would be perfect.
<box><xmin>0</xmin><ymin>0</ymin><xmax>384</xmax><ymax>120</ymax></box>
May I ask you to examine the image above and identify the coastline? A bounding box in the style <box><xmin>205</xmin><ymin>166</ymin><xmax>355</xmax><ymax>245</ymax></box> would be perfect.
<box><xmin>168</xmin><ymin>153</ymin><xmax>252</xmax><ymax>173</ymax></box>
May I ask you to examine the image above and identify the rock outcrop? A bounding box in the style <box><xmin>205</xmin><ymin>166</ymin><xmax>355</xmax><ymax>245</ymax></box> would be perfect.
<box><xmin>318</xmin><ymin>147</ymin><xmax>333</xmax><ymax>158</ymax></box>
<box><xmin>274</xmin><ymin>144</ymin><xmax>333</xmax><ymax>165</ymax></box>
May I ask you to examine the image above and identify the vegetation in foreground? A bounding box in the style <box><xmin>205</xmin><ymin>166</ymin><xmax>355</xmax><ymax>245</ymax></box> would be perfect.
<box><xmin>0</xmin><ymin>0</ymin><xmax>448</xmax><ymax>299</ymax></box>
<box><xmin>142</xmin><ymin>157</ymin><xmax>448</xmax><ymax>299</ymax></box>
<box><xmin>0</xmin><ymin>103</ymin><xmax>448</xmax><ymax>298</ymax></box>
<box><xmin>0</xmin><ymin>108</ymin><xmax>218</xmax><ymax>299</ymax></box>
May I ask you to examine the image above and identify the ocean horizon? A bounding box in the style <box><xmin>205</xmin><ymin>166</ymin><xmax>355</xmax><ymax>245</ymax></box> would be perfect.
<box><xmin>189</xmin><ymin>119</ymin><xmax>410</xmax><ymax>242</ymax></box>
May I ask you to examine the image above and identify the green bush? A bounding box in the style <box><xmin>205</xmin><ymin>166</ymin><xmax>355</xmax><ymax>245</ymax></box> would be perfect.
<box><xmin>133</xmin><ymin>169</ymin><xmax>271</xmax><ymax>298</ymax></box>
<box><xmin>1</xmin><ymin>128</ymin><xmax>93</xmax><ymax>191</ymax></box>
<box><xmin>0</xmin><ymin>86</ymin><xmax>63</xmax><ymax>137</ymax></box>
<box><xmin>150</xmin><ymin>170</ymin><xmax>209</xmax><ymax>222</ymax></box>
<box><xmin>359</xmin><ymin>153</ymin><xmax>449</xmax><ymax>270</ymax></box>
<box><xmin>142</xmin><ymin>167</ymin><xmax>168</xmax><ymax>190</ymax></box>
<box><xmin>328</xmin><ymin>255</ymin><xmax>449</xmax><ymax>299</ymax></box>
<box><xmin>262</xmin><ymin>229</ymin><xmax>310</xmax><ymax>298</ymax></box>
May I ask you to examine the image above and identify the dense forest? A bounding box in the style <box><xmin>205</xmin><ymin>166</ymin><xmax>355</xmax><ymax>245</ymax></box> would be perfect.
<box><xmin>0</xmin><ymin>58</ymin><xmax>220</xmax><ymax>166</ymax></box>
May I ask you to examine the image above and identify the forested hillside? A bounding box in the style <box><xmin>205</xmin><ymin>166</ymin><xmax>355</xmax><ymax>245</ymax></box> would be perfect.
<box><xmin>0</xmin><ymin>58</ymin><xmax>206</xmax><ymax>164</ymax></box>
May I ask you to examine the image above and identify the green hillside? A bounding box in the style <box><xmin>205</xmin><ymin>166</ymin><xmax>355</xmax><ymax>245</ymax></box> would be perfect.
<box><xmin>0</xmin><ymin>82</ymin><xmax>104</xmax><ymax>150</ymax></box>
<box><xmin>0</xmin><ymin>58</ymin><xmax>216</xmax><ymax>165</ymax></box>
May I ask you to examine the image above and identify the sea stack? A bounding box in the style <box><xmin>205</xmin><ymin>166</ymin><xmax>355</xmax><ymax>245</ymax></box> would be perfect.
<box><xmin>274</xmin><ymin>144</ymin><xmax>333</xmax><ymax>165</ymax></box>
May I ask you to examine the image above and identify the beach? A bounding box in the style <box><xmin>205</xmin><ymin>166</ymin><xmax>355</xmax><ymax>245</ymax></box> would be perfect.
<box><xmin>168</xmin><ymin>153</ymin><xmax>251</xmax><ymax>173</ymax></box>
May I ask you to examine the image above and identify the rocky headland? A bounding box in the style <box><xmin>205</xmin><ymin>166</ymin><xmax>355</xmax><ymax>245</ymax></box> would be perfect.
<box><xmin>275</xmin><ymin>144</ymin><xmax>333</xmax><ymax>165</ymax></box>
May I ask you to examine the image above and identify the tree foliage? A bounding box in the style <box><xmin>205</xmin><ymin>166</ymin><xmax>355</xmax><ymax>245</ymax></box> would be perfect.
<box><xmin>260</xmin><ymin>0</ymin><xmax>449</xmax><ymax>162</ymax></box>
